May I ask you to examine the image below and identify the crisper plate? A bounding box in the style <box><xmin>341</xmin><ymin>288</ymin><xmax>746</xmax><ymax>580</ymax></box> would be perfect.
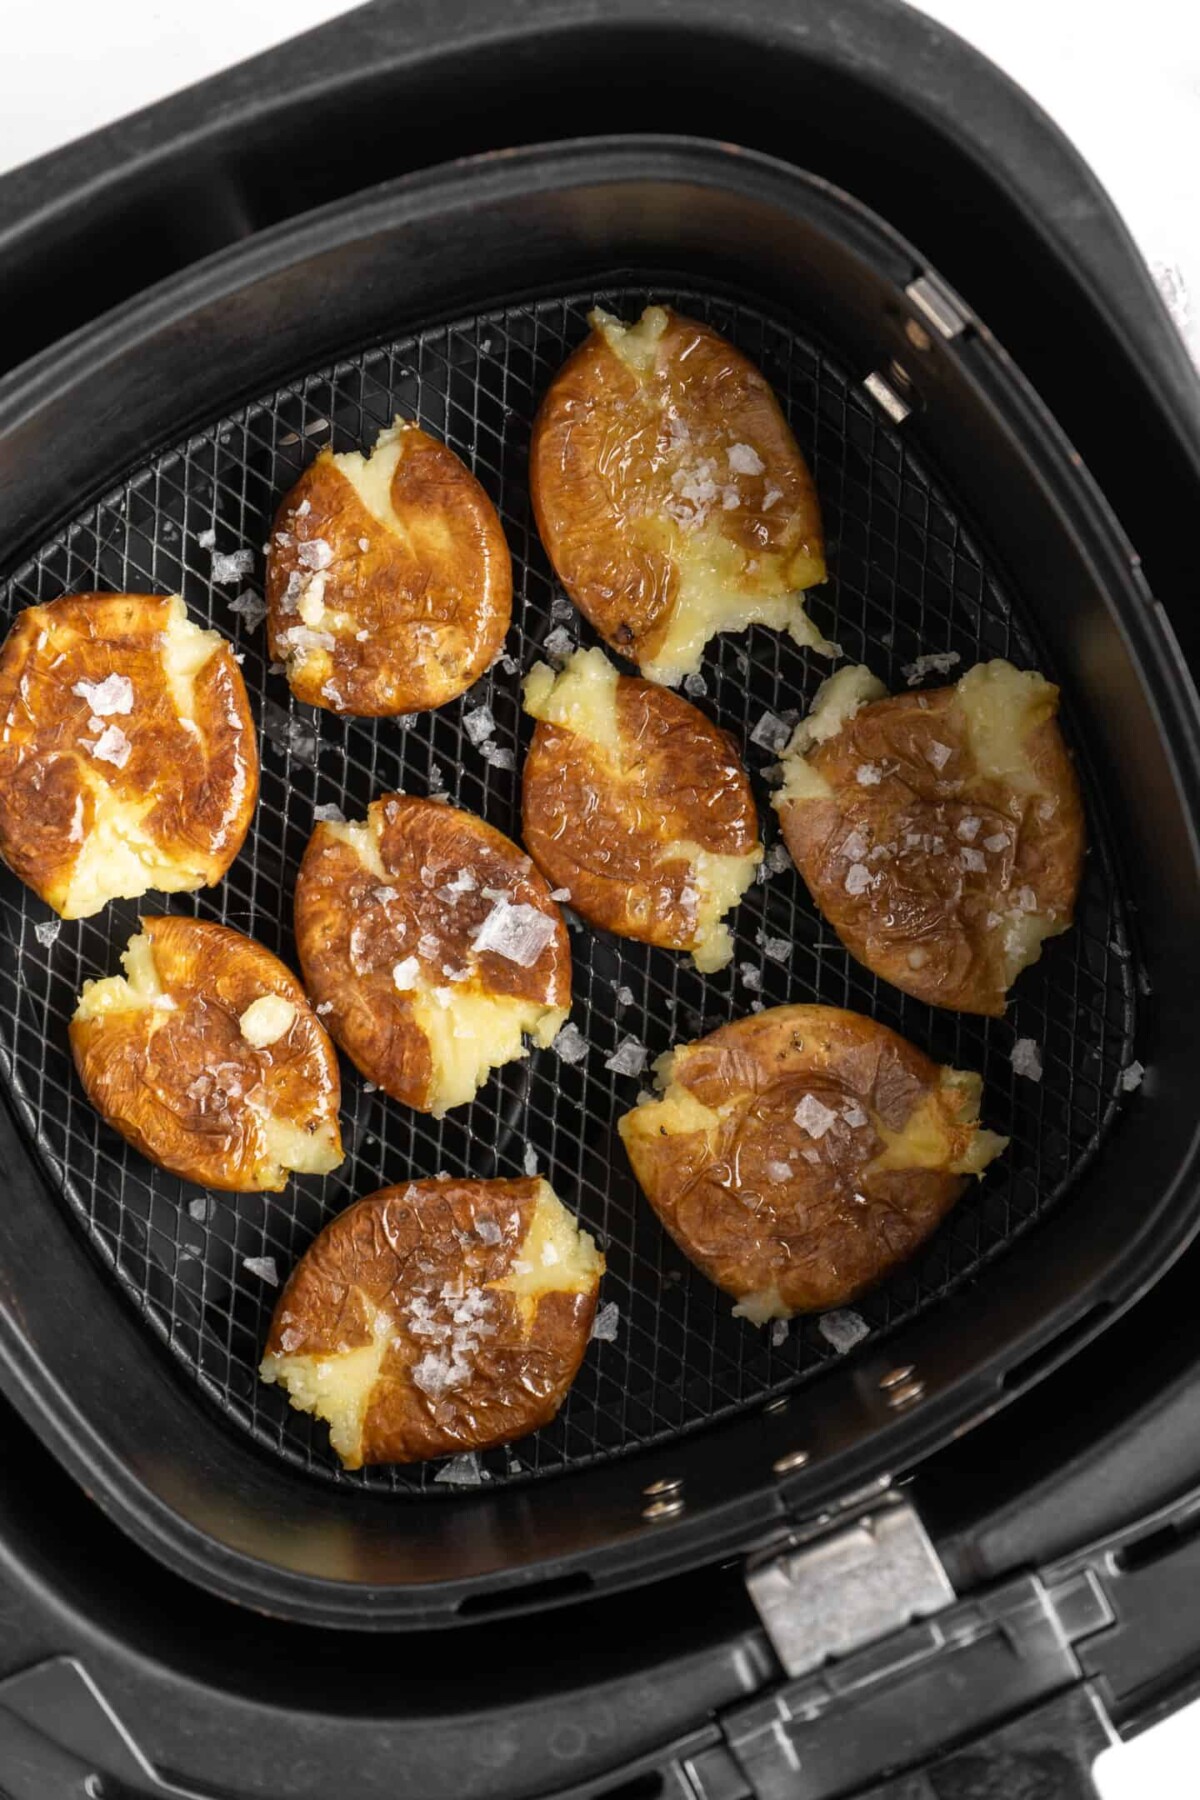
<box><xmin>0</xmin><ymin>283</ymin><xmax>1135</xmax><ymax>1497</ymax></box>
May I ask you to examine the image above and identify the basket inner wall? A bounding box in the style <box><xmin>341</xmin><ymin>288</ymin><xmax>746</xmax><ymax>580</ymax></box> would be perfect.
<box><xmin>0</xmin><ymin>281</ymin><xmax>1136</xmax><ymax>1498</ymax></box>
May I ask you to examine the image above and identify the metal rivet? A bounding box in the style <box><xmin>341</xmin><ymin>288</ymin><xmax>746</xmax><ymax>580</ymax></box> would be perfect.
<box><xmin>643</xmin><ymin>1477</ymin><xmax>683</xmax><ymax>1498</ymax></box>
<box><xmin>763</xmin><ymin>1396</ymin><xmax>790</xmax><ymax>1416</ymax></box>
<box><xmin>772</xmin><ymin>1448</ymin><xmax>810</xmax><ymax>1475</ymax></box>
<box><xmin>879</xmin><ymin>1365</ymin><xmax>915</xmax><ymax>1391</ymax></box>
<box><xmin>863</xmin><ymin>370</ymin><xmax>911</xmax><ymax>425</ymax></box>
<box><xmin>905</xmin><ymin>318</ymin><xmax>933</xmax><ymax>352</ymax></box>
<box><xmin>887</xmin><ymin>1379</ymin><xmax>926</xmax><ymax>1410</ymax></box>
<box><xmin>643</xmin><ymin>1496</ymin><xmax>686</xmax><ymax>1522</ymax></box>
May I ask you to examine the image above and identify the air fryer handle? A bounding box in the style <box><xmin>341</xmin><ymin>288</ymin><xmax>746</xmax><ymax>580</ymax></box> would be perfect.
<box><xmin>0</xmin><ymin>1659</ymin><xmax>211</xmax><ymax>1800</ymax></box>
<box><xmin>0</xmin><ymin>1705</ymin><xmax>101</xmax><ymax>1799</ymax></box>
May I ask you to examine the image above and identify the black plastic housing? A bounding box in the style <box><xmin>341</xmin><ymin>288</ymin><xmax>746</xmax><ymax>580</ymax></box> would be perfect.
<box><xmin>1</xmin><ymin>135</ymin><xmax>1199</xmax><ymax>1629</ymax></box>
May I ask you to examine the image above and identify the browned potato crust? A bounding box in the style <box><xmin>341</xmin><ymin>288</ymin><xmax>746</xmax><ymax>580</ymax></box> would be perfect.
<box><xmin>265</xmin><ymin>419</ymin><xmax>511</xmax><ymax>716</ymax></box>
<box><xmin>70</xmin><ymin>916</ymin><xmax>342</xmax><ymax>1192</ymax></box>
<box><xmin>294</xmin><ymin>795</ymin><xmax>571</xmax><ymax>1115</ymax></box>
<box><xmin>260</xmin><ymin>1177</ymin><xmax>604</xmax><ymax>1467</ymax></box>
<box><xmin>619</xmin><ymin>1004</ymin><xmax>1005</xmax><ymax>1320</ymax></box>
<box><xmin>773</xmin><ymin>662</ymin><xmax>1085</xmax><ymax>1016</ymax></box>
<box><xmin>530</xmin><ymin>305</ymin><xmax>828</xmax><ymax>685</ymax></box>
<box><xmin>0</xmin><ymin>593</ymin><xmax>258</xmax><ymax>918</ymax></box>
<box><xmin>521</xmin><ymin>646</ymin><xmax>760</xmax><ymax>969</ymax></box>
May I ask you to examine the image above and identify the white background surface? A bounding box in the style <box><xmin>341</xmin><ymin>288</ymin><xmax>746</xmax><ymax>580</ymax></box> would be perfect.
<box><xmin>3</xmin><ymin>1</ymin><xmax>1199</xmax><ymax>1790</ymax></box>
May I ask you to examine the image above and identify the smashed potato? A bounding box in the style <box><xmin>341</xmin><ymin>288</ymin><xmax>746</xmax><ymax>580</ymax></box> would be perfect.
<box><xmin>619</xmin><ymin>1004</ymin><xmax>1005</xmax><ymax>1320</ymax></box>
<box><xmin>265</xmin><ymin>418</ymin><xmax>512</xmax><ymax>716</ymax></box>
<box><xmin>260</xmin><ymin>1176</ymin><xmax>604</xmax><ymax>1467</ymax></box>
<box><xmin>70</xmin><ymin>916</ymin><xmax>342</xmax><ymax>1191</ymax></box>
<box><xmin>531</xmin><ymin>305</ymin><xmax>829</xmax><ymax>685</ymax></box>
<box><xmin>522</xmin><ymin>646</ymin><xmax>761</xmax><ymax>970</ymax></box>
<box><xmin>294</xmin><ymin>794</ymin><xmax>571</xmax><ymax>1114</ymax></box>
<box><xmin>0</xmin><ymin>592</ymin><xmax>258</xmax><ymax>918</ymax></box>
<box><xmin>773</xmin><ymin>661</ymin><xmax>1085</xmax><ymax>1015</ymax></box>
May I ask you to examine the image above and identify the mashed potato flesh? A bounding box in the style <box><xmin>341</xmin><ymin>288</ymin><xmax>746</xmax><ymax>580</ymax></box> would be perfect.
<box><xmin>524</xmin><ymin>648</ymin><xmax>760</xmax><ymax>966</ymax></box>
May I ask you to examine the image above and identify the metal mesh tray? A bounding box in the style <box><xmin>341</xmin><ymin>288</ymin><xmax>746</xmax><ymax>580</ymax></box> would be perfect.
<box><xmin>0</xmin><ymin>283</ymin><xmax>1135</xmax><ymax>1498</ymax></box>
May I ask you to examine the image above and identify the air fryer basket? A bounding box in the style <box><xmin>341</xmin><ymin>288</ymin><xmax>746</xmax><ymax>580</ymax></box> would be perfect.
<box><xmin>0</xmin><ymin>138</ymin><xmax>1198</xmax><ymax>1627</ymax></box>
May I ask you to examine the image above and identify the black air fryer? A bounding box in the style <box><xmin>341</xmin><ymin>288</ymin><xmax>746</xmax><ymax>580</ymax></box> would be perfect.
<box><xmin>3</xmin><ymin>3</ymin><xmax>1200</xmax><ymax>1795</ymax></box>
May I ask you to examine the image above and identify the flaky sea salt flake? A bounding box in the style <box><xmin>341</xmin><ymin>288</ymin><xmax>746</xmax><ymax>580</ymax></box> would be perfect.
<box><xmin>89</xmin><ymin>724</ymin><xmax>131</xmax><ymax>768</ymax></box>
<box><xmin>856</xmin><ymin>763</ymin><xmax>882</xmax><ymax>786</ymax></box>
<box><xmin>472</xmin><ymin>899</ymin><xmax>556</xmax><ymax>967</ymax></box>
<box><xmin>434</xmin><ymin>1452</ymin><xmax>488</xmax><ymax>1487</ymax></box>
<box><xmin>902</xmin><ymin>651</ymin><xmax>961</xmax><ymax>686</ymax></box>
<box><xmin>552</xmin><ymin>1022</ymin><xmax>588</xmax><ymax>1065</ymax></box>
<box><xmin>72</xmin><ymin>673</ymin><xmax>133</xmax><ymax>716</ymax></box>
<box><xmin>544</xmin><ymin>625</ymin><xmax>575</xmax><ymax>665</ymax></box>
<box><xmin>728</xmin><ymin>442</ymin><xmax>766</xmax><ymax>476</ymax></box>
<box><xmin>591</xmin><ymin>1301</ymin><xmax>619</xmax><ymax>1342</ymax></box>
<box><xmin>751</xmin><ymin>710</ymin><xmax>791</xmax><ymax>752</ymax></box>
<box><xmin>34</xmin><ymin>918</ymin><xmax>60</xmax><ymax>947</ymax></box>
<box><xmin>1120</xmin><ymin>1060</ymin><xmax>1145</xmax><ymax>1092</ymax></box>
<box><xmin>1011</xmin><ymin>1037</ymin><xmax>1043</xmax><ymax>1082</ymax></box>
<box><xmin>605</xmin><ymin>1036</ymin><xmax>648</xmax><ymax>1078</ymax></box>
<box><xmin>925</xmin><ymin>740</ymin><xmax>953</xmax><ymax>772</ymax></box>
<box><xmin>794</xmin><ymin>1094</ymin><xmax>838</xmax><ymax>1138</ymax></box>
<box><xmin>228</xmin><ymin>590</ymin><xmax>268</xmax><ymax>631</ymax></box>
<box><xmin>312</xmin><ymin>802</ymin><xmax>345</xmax><ymax>823</ymax></box>
<box><xmin>243</xmin><ymin>1255</ymin><xmax>278</xmax><ymax>1286</ymax></box>
<box><xmin>463</xmin><ymin>705</ymin><xmax>495</xmax><ymax>746</ymax></box>
<box><xmin>757</xmin><ymin>842</ymin><xmax>793</xmax><ymax>884</ymax></box>
<box><xmin>819</xmin><ymin>1309</ymin><xmax>870</xmax><ymax>1353</ymax></box>
<box><xmin>211</xmin><ymin>547</ymin><xmax>255</xmax><ymax>584</ymax></box>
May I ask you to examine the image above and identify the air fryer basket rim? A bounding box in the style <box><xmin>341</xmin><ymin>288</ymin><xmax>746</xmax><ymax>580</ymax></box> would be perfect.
<box><xmin>1</xmin><ymin>136</ymin><xmax>1199</xmax><ymax>1630</ymax></box>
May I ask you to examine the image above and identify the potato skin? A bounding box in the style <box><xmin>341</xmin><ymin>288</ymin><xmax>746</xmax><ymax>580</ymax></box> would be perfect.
<box><xmin>777</xmin><ymin>686</ymin><xmax>1084</xmax><ymax>1016</ymax></box>
<box><xmin>293</xmin><ymin>795</ymin><xmax>571</xmax><ymax>1110</ymax></box>
<box><xmin>263</xmin><ymin>1178</ymin><xmax>600</xmax><ymax>1465</ymax></box>
<box><xmin>265</xmin><ymin>423</ymin><xmax>511</xmax><ymax>716</ymax></box>
<box><xmin>522</xmin><ymin>674</ymin><xmax>758</xmax><ymax>948</ymax></box>
<box><xmin>530</xmin><ymin>307</ymin><xmax>825</xmax><ymax>670</ymax></box>
<box><xmin>620</xmin><ymin>1005</ymin><xmax>992</xmax><ymax>1315</ymax></box>
<box><xmin>70</xmin><ymin>916</ymin><xmax>342</xmax><ymax>1191</ymax></box>
<box><xmin>0</xmin><ymin>592</ymin><xmax>258</xmax><ymax>916</ymax></box>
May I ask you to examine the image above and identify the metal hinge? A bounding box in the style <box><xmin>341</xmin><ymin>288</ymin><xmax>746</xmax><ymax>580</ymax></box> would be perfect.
<box><xmin>680</xmin><ymin>1490</ymin><xmax>1119</xmax><ymax>1800</ymax></box>
<box><xmin>745</xmin><ymin>1490</ymin><xmax>954</xmax><ymax>1680</ymax></box>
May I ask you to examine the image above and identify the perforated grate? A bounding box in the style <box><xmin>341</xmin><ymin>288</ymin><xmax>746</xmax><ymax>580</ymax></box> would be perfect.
<box><xmin>0</xmin><ymin>284</ymin><xmax>1136</xmax><ymax>1495</ymax></box>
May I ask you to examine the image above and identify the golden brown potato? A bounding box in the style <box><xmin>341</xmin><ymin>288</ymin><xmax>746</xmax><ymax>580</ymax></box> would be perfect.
<box><xmin>294</xmin><ymin>794</ymin><xmax>571</xmax><ymax>1115</ymax></box>
<box><xmin>521</xmin><ymin>646</ymin><xmax>761</xmax><ymax>970</ymax></box>
<box><xmin>260</xmin><ymin>1176</ymin><xmax>604</xmax><ymax>1468</ymax></box>
<box><xmin>0</xmin><ymin>592</ymin><xmax>258</xmax><ymax>919</ymax></box>
<box><xmin>772</xmin><ymin>661</ymin><xmax>1085</xmax><ymax>1016</ymax></box>
<box><xmin>70</xmin><ymin>916</ymin><xmax>342</xmax><ymax>1191</ymax></box>
<box><xmin>265</xmin><ymin>418</ymin><xmax>511</xmax><ymax>716</ymax></box>
<box><xmin>530</xmin><ymin>305</ymin><xmax>829</xmax><ymax>685</ymax></box>
<box><xmin>619</xmin><ymin>1004</ymin><xmax>1005</xmax><ymax>1321</ymax></box>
